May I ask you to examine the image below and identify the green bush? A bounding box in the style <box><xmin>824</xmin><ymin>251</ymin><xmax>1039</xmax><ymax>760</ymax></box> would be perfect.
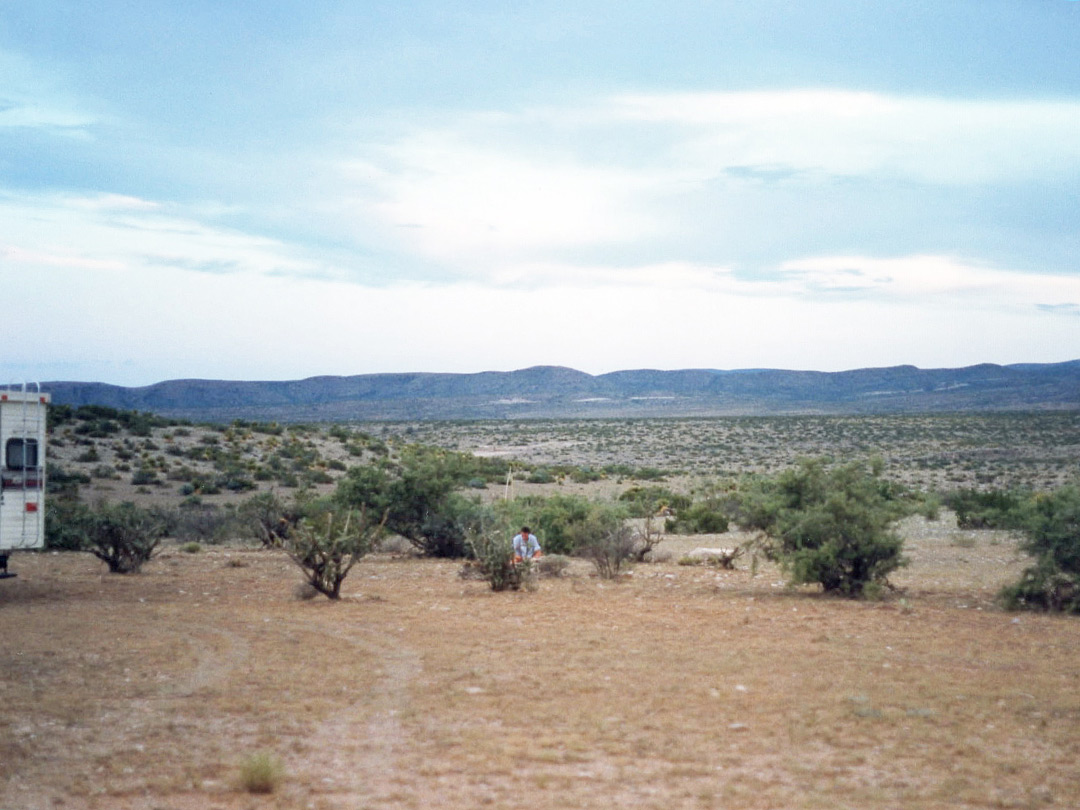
<box><xmin>46</xmin><ymin>464</ymin><xmax>90</xmax><ymax>497</ymax></box>
<box><xmin>334</xmin><ymin>451</ymin><xmax>488</xmax><ymax>557</ymax></box>
<box><xmin>568</xmin><ymin>466</ymin><xmax>604</xmax><ymax>484</ymax></box>
<box><xmin>742</xmin><ymin>458</ymin><xmax>910</xmax><ymax>597</ymax></box>
<box><xmin>665</xmin><ymin>501</ymin><xmax>730</xmax><ymax>534</ymax></box>
<box><xmin>563</xmin><ymin>501</ymin><xmax>627</xmax><ymax>556</ymax></box>
<box><xmin>944</xmin><ymin>488</ymin><xmax>1029</xmax><ymax>529</ymax></box>
<box><xmin>82</xmin><ymin>501</ymin><xmax>169</xmax><ymax>574</ymax></box>
<box><xmin>618</xmin><ymin>486</ymin><xmax>691</xmax><ymax>518</ymax></box>
<box><xmin>75</xmin><ymin>446</ymin><xmax>100</xmax><ymax>463</ymax></box>
<box><xmin>131</xmin><ymin>468</ymin><xmax>162</xmax><ymax>486</ymax></box>
<box><xmin>1001</xmin><ymin>485</ymin><xmax>1080</xmax><ymax>613</ymax></box>
<box><xmin>494</xmin><ymin>495</ymin><xmax>624</xmax><ymax>556</ymax></box>
<box><xmin>45</xmin><ymin>498</ymin><xmax>93</xmax><ymax>550</ymax></box>
<box><xmin>239</xmin><ymin>490</ymin><xmax>311</xmax><ymax>548</ymax></box>
<box><xmin>631</xmin><ymin>467</ymin><xmax>668</xmax><ymax>482</ymax></box>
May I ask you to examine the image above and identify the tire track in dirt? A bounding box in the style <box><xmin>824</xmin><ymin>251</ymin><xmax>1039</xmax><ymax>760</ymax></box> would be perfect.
<box><xmin>164</xmin><ymin>623</ymin><xmax>252</xmax><ymax>699</ymax></box>
<box><xmin>291</xmin><ymin>617</ymin><xmax>423</xmax><ymax>804</ymax></box>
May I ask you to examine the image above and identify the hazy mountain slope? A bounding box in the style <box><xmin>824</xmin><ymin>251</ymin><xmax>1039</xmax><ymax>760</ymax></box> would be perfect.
<box><xmin>41</xmin><ymin>361</ymin><xmax>1080</xmax><ymax>422</ymax></box>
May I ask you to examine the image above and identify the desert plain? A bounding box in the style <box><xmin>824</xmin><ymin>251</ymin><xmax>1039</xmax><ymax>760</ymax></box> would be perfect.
<box><xmin>2</xmin><ymin>413</ymin><xmax>1079</xmax><ymax>809</ymax></box>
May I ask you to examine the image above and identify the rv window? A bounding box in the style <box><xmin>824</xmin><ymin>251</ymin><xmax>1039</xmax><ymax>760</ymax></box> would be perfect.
<box><xmin>5</xmin><ymin>438</ymin><xmax>39</xmax><ymax>470</ymax></box>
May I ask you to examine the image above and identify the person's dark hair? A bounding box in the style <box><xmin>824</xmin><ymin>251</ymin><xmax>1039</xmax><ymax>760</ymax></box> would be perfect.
<box><xmin>521</xmin><ymin>526</ymin><xmax>531</xmax><ymax>533</ymax></box>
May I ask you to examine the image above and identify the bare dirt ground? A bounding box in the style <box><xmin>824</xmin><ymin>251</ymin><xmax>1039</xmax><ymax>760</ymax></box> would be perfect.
<box><xmin>4</xmin><ymin>516</ymin><xmax>1079</xmax><ymax>810</ymax></box>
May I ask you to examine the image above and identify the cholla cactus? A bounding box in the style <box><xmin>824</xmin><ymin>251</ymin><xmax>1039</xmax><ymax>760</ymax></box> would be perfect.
<box><xmin>466</xmin><ymin>529</ymin><xmax>535</xmax><ymax>592</ymax></box>
<box><xmin>283</xmin><ymin>508</ymin><xmax>385</xmax><ymax>599</ymax></box>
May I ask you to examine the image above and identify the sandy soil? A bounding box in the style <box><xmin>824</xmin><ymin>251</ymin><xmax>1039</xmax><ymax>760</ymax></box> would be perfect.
<box><xmin>3</xmin><ymin>517</ymin><xmax>1078</xmax><ymax>810</ymax></box>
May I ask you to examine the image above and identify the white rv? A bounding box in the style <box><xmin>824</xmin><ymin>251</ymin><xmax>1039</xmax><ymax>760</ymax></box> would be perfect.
<box><xmin>0</xmin><ymin>386</ymin><xmax>49</xmax><ymax>577</ymax></box>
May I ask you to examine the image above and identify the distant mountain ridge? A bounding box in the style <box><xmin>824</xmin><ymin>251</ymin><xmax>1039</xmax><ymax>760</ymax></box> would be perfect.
<box><xmin>41</xmin><ymin>361</ymin><xmax>1080</xmax><ymax>422</ymax></box>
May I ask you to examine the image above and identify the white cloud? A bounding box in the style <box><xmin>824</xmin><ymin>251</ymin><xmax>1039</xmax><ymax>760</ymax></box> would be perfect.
<box><xmin>607</xmin><ymin>90</ymin><xmax>1080</xmax><ymax>185</ymax></box>
<box><xmin>776</xmin><ymin>255</ymin><xmax>1080</xmax><ymax>311</ymax></box>
<box><xmin>350</xmin><ymin>133</ymin><xmax>655</xmax><ymax>265</ymax></box>
<box><xmin>484</xmin><ymin>260</ymin><xmax>735</xmax><ymax>289</ymax></box>
<box><xmin>0</xmin><ymin>192</ymin><xmax>330</xmax><ymax>279</ymax></box>
<box><xmin>343</xmin><ymin>90</ymin><xmax>1080</xmax><ymax>282</ymax></box>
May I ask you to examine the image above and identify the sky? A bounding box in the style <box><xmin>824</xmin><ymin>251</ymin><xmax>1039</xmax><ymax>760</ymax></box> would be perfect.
<box><xmin>1</xmin><ymin>0</ymin><xmax>1079</xmax><ymax>386</ymax></box>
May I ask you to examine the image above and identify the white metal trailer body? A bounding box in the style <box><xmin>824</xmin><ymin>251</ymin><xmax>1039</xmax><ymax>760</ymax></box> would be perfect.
<box><xmin>0</xmin><ymin>387</ymin><xmax>49</xmax><ymax>575</ymax></box>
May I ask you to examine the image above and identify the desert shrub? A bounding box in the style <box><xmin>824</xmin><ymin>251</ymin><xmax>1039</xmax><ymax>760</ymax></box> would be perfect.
<box><xmin>919</xmin><ymin>493</ymin><xmax>942</xmax><ymax>520</ymax></box>
<box><xmin>568</xmin><ymin>466</ymin><xmax>604</xmax><ymax>483</ymax></box>
<box><xmin>277</xmin><ymin>472</ymin><xmax>300</xmax><ymax>488</ymax></box>
<box><xmin>944</xmin><ymin>488</ymin><xmax>1029</xmax><ymax>529</ymax></box>
<box><xmin>179</xmin><ymin>541</ymin><xmax>202</xmax><ymax>553</ymax></box>
<box><xmin>216</xmin><ymin>467</ymin><xmax>257</xmax><ymax>492</ymax></box>
<box><xmin>665</xmin><ymin>501</ymin><xmax>730</xmax><ymax>534</ymax></box>
<box><xmin>173</xmin><ymin>504</ymin><xmax>238</xmax><ymax>545</ymax></box>
<box><xmin>47</xmin><ymin>402</ymin><xmax>75</xmax><ymax>430</ymax></box>
<box><xmin>618</xmin><ymin>486</ymin><xmax>691</xmax><ymax>518</ymax></box>
<box><xmin>303</xmin><ymin>468</ymin><xmax>334</xmax><ymax>485</ymax></box>
<box><xmin>74</xmin><ymin>418</ymin><xmax>120</xmax><ymax>438</ymax></box>
<box><xmin>45</xmin><ymin>498</ymin><xmax>94</xmax><ymax>550</ymax></box>
<box><xmin>250</xmin><ymin>422</ymin><xmax>284</xmax><ymax>436</ymax></box>
<box><xmin>237</xmin><ymin>751</ymin><xmax>284</xmax><ymax>794</ymax></box>
<box><xmin>239</xmin><ymin>491</ymin><xmax>304</xmax><ymax>548</ymax></box>
<box><xmin>582</xmin><ymin>524</ymin><xmax>637</xmax><ymax>579</ymax></box>
<box><xmin>46</xmin><ymin>464</ymin><xmax>90</xmax><ymax>497</ymax></box>
<box><xmin>82</xmin><ymin>501</ymin><xmax>169</xmax><ymax>574</ymax></box>
<box><xmin>131</xmin><ymin>468</ymin><xmax>162</xmax><ymax>486</ymax></box>
<box><xmin>413</xmin><ymin>494</ymin><xmax>487</xmax><ymax>557</ymax></box>
<box><xmin>334</xmin><ymin>451</ymin><xmax>488</xmax><ymax>557</ymax></box>
<box><xmin>494</xmin><ymin>494</ymin><xmax>624</xmax><ymax>556</ymax></box>
<box><xmin>282</xmin><ymin>509</ymin><xmax>385</xmax><ymax>599</ymax></box>
<box><xmin>75</xmin><ymin>446</ymin><xmax>100</xmax><ymax>463</ymax></box>
<box><xmin>632</xmin><ymin>466</ymin><xmax>668</xmax><ymax>481</ymax></box>
<box><xmin>466</xmin><ymin>530</ymin><xmax>535</xmax><ymax>591</ymax></box>
<box><xmin>742</xmin><ymin>458</ymin><xmax>910</xmax><ymax>597</ymax></box>
<box><xmin>563</xmin><ymin>501</ymin><xmax>627</xmax><ymax>553</ymax></box>
<box><xmin>1000</xmin><ymin>485</ymin><xmax>1080</xmax><ymax>613</ymax></box>
<box><xmin>527</xmin><ymin>468</ymin><xmax>555</xmax><ymax>484</ymax></box>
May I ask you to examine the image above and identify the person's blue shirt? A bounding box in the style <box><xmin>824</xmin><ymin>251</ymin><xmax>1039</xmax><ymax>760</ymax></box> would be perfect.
<box><xmin>512</xmin><ymin>531</ymin><xmax>541</xmax><ymax>560</ymax></box>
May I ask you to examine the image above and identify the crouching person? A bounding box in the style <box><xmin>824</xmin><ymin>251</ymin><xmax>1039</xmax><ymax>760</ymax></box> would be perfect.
<box><xmin>512</xmin><ymin>526</ymin><xmax>542</xmax><ymax>563</ymax></box>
